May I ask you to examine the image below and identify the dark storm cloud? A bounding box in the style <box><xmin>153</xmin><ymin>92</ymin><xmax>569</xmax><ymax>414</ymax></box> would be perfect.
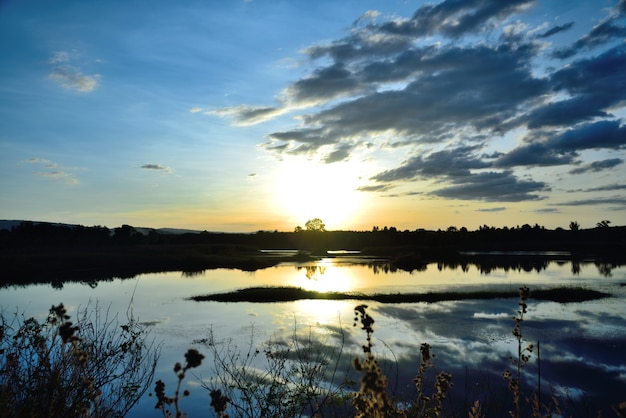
<box><xmin>368</xmin><ymin>147</ymin><xmax>547</xmax><ymax>202</ymax></box>
<box><xmin>568</xmin><ymin>158</ymin><xmax>623</xmax><ymax>174</ymax></box>
<box><xmin>496</xmin><ymin>120</ymin><xmax>626</xmax><ymax>168</ymax></box>
<box><xmin>430</xmin><ymin>171</ymin><xmax>547</xmax><ymax>202</ymax></box>
<box><xmin>549</xmin><ymin>119</ymin><xmax>626</xmax><ymax>151</ymax></box>
<box><xmin>494</xmin><ymin>142</ymin><xmax>576</xmax><ymax>167</ymax></box>
<box><xmin>524</xmin><ymin>97</ymin><xmax>610</xmax><ymax>129</ymax></box>
<box><xmin>371</xmin><ymin>146</ymin><xmax>490</xmax><ymax>182</ymax></box>
<box><xmin>526</xmin><ymin>47</ymin><xmax>626</xmax><ymax>129</ymax></box>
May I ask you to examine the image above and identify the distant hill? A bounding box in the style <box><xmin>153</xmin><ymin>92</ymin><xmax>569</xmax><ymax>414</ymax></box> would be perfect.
<box><xmin>0</xmin><ymin>220</ymin><xmax>204</xmax><ymax>235</ymax></box>
<box><xmin>0</xmin><ymin>220</ymin><xmax>25</xmax><ymax>230</ymax></box>
<box><xmin>0</xmin><ymin>220</ymin><xmax>80</xmax><ymax>230</ymax></box>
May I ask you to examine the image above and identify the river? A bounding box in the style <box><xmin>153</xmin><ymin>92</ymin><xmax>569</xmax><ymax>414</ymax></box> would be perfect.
<box><xmin>1</xmin><ymin>255</ymin><xmax>625</xmax><ymax>417</ymax></box>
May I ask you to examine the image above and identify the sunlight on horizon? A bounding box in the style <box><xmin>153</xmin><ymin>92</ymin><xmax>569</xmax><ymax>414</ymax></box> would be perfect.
<box><xmin>271</xmin><ymin>158</ymin><xmax>370</xmax><ymax>230</ymax></box>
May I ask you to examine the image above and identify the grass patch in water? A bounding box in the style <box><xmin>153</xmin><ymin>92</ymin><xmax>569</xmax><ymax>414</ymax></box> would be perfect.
<box><xmin>189</xmin><ymin>285</ymin><xmax>610</xmax><ymax>303</ymax></box>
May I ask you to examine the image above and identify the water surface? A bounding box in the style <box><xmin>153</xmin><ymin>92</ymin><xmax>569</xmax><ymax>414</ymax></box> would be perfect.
<box><xmin>1</xmin><ymin>258</ymin><xmax>624</xmax><ymax>416</ymax></box>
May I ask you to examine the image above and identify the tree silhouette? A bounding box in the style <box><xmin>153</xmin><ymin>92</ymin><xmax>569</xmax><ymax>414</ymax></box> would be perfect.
<box><xmin>304</xmin><ymin>218</ymin><xmax>326</xmax><ymax>232</ymax></box>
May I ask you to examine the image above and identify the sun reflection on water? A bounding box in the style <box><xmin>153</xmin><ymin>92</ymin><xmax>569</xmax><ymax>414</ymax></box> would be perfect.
<box><xmin>292</xmin><ymin>299</ymin><xmax>354</xmax><ymax>329</ymax></box>
<box><xmin>293</xmin><ymin>267</ymin><xmax>355</xmax><ymax>293</ymax></box>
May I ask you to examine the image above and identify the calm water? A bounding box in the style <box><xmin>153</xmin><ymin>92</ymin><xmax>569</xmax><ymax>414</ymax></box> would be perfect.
<box><xmin>1</xmin><ymin>257</ymin><xmax>625</xmax><ymax>416</ymax></box>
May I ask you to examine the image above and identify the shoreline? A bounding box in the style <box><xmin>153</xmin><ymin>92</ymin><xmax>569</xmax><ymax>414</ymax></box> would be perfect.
<box><xmin>1</xmin><ymin>243</ymin><xmax>624</xmax><ymax>288</ymax></box>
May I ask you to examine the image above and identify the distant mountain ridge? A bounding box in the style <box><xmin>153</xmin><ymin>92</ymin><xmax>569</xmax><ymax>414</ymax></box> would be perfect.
<box><xmin>0</xmin><ymin>220</ymin><xmax>204</xmax><ymax>235</ymax></box>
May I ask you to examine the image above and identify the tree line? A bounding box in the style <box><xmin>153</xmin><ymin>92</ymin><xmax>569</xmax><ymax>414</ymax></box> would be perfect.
<box><xmin>1</xmin><ymin>219</ymin><xmax>624</xmax><ymax>255</ymax></box>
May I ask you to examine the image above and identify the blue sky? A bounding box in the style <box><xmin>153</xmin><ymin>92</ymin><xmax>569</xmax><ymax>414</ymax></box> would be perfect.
<box><xmin>1</xmin><ymin>0</ymin><xmax>625</xmax><ymax>232</ymax></box>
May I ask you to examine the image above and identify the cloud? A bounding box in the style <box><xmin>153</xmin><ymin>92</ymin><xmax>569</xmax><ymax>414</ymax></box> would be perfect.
<box><xmin>377</xmin><ymin>0</ymin><xmax>534</xmax><ymax>39</ymax></box>
<box><xmin>209</xmin><ymin>105</ymin><xmax>286</xmax><ymax>126</ymax></box>
<box><xmin>48</xmin><ymin>51</ymin><xmax>71</xmax><ymax>64</ymax></box>
<box><xmin>534</xmin><ymin>207</ymin><xmax>559</xmax><ymax>213</ymax></box>
<box><xmin>364</xmin><ymin>146</ymin><xmax>547</xmax><ymax>202</ymax></box>
<box><xmin>430</xmin><ymin>171</ymin><xmax>547</xmax><ymax>202</ymax></box>
<box><xmin>25</xmin><ymin>158</ymin><xmax>79</xmax><ymax>184</ymax></box>
<box><xmin>49</xmin><ymin>66</ymin><xmax>100</xmax><ymax>92</ymax></box>
<box><xmin>551</xmin><ymin>197</ymin><xmax>626</xmax><ymax>207</ymax></box>
<box><xmin>24</xmin><ymin>157</ymin><xmax>55</xmax><ymax>166</ymax></box>
<box><xmin>141</xmin><ymin>164</ymin><xmax>172</xmax><ymax>173</ymax></box>
<box><xmin>476</xmin><ymin>207</ymin><xmax>506</xmax><ymax>212</ymax></box>
<box><xmin>496</xmin><ymin>120</ymin><xmax>626</xmax><ymax>168</ymax></box>
<box><xmin>552</xmin><ymin>10</ymin><xmax>626</xmax><ymax>59</ymax></box>
<box><xmin>569</xmin><ymin>158</ymin><xmax>623</xmax><ymax>174</ymax></box>
<box><xmin>218</xmin><ymin>0</ymin><xmax>626</xmax><ymax>205</ymax></box>
<box><xmin>370</xmin><ymin>146</ymin><xmax>490</xmax><ymax>183</ymax></box>
<box><xmin>323</xmin><ymin>144</ymin><xmax>354</xmax><ymax>164</ymax></box>
<box><xmin>356</xmin><ymin>184</ymin><xmax>393</xmax><ymax>192</ymax></box>
<box><xmin>47</xmin><ymin>51</ymin><xmax>100</xmax><ymax>93</ymax></box>
<box><xmin>549</xmin><ymin>120</ymin><xmax>626</xmax><ymax>151</ymax></box>
<box><xmin>34</xmin><ymin>170</ymin><xmax>79</xmax><ymax>185</ymax></box>
<box><xmin>582</xmin><ymin>183</ymin><xmax>626</xmax><ymax>192</ymax></box>
<box><xmin>537</xmin><ymin>22</ymin><xmax>575</xmax><ymax>38</ymax></box>
<box><xmin>525</xmin><ymin>47</ymin><xmax>626</xmax><ymax>129</ymax></box>
<box><xmin>284</xmin><ymin>63</ymin><xmax>369</xmax><ymax>106</ymax></box>
<box><xmin>495</xmin><ymin>142</ymin><xmax>576</xmax><ymax>168</ymax></box>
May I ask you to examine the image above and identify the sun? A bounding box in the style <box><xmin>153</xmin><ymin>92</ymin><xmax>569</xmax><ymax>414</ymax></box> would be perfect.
<box><xmin>271</xmin><ymin>158</ymin><xmax>367</xmax><ymax>230</ymax></box>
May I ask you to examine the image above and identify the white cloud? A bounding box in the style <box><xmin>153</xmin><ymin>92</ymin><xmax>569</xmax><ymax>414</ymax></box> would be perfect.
<box><xmin>47</xmin><ymin>51</ymin><xmax>100</xmax><ymax>93</ymax></box>
<box><xmin>49</xmin><ymin>66</ymin><xmax>100</xmax><ymax>92</ymax></box>
<box><xmin>35</xmin><ymin>170</ymin><xmax>79</xmax><ymax>185</ymax></box>
<box><xmin>25</xmin><ymin>158</ymin><xmax>80</xmax><ymax>184</ymax></box>
<box><xmin>48</xmin><ymin>51</ymin><xmax>70</xmax><ymax>64</ymax></box>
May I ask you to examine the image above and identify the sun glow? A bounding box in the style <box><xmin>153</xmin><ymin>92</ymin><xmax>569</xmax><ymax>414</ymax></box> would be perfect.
<box><xmin>271</xmin><ymin>158</ymin><xmax>367</xmax><ymax>230</ymax></box>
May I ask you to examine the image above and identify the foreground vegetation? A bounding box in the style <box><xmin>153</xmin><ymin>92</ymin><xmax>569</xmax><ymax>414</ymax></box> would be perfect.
<box><xmin>0</xmin><ymin>303</ymin><xmax>159</xmax><ymax>417</ymax></box>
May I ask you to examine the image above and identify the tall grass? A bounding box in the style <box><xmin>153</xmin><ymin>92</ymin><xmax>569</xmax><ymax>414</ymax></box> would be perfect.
<box><xmin>0</xmin><ymin>303</ymin><xmax>159</xmax><ymax>417</ymax></box>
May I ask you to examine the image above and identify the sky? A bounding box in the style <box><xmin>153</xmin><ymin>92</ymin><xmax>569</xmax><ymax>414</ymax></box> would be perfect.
<box><xmin>1</xmin><ymin>0</ymin><xmax>625</xmax><ymax>232</ymax></box>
